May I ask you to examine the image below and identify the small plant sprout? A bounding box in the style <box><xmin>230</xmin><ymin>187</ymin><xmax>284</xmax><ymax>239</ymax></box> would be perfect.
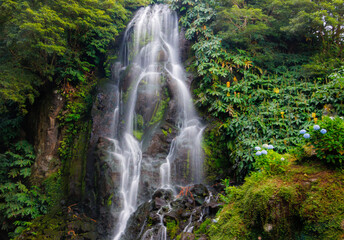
<box><xmin>262</xmin><ymin>144</ymin><xmax>269</xmax><ymax>149</ymax></box>
<box><xmin>267</xmin><ymin>145</ymin><xmax>274</xmax><ymax>150</ymax></box>
<box><xmin>303</xmin><ymin>133</ymin><xmax>310</xmax><ymax>139</ymax></box>
<box><xmin>261</xmin><ymin>150</ymin><xmax>268</xmax><ymax>155</ymax></box>
<box><xmin>313</xmin><ymin>125</ymin><xmax>320</xmax><ymax>130</ymax></box>
<box><xmin>255</xmin><ymin>146</ymin><xmax>261</xmax><ymax>151</ymax></box>
<box><xmin>256</xmin><ymin>151</ymin><xmax>262</xmax><ymax>156</ymax></box>
<box><xmin>300</xmin><ymin>129</ymin><xmax>306</xmax><ymax>134</ymax></box>
<box><xmin>320</xmin><ymin>129</ymin><xmax>327</xmax><ymax>134</ymax></box>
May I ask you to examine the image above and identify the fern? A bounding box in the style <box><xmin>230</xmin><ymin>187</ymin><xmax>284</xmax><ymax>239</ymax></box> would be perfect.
<box><xmin>0</xmin><ymin>141</ymin><xmax>47</xmax><ymax>237</ymax></box>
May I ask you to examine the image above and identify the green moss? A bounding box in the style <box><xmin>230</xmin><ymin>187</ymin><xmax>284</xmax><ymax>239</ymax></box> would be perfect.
<box><xmin>43</xmin><ymin>170</ymin><xmax>63</xmax><ymax>208</ymax></box>
<box><xmin>107</xmin><ymin>194</ymin><xmax>113</xmax><ymax>207</ymax></box>
<box><xmin>149</xmin><ymin>96</ymin><xmax>170</xmax><ymax>126</ymax></box>
<box><xmin>162</xmin><ymin>129</ymin><xmax>168</xmax><ymax>136</ymax></box>
<box><xmin>202</xmin><ymin>126</ymin><xmax>230</xmax><ymax>182</ymax></box>
<box><xmin>136</xmin><ymin>114</ymin><xmax>144</xmax><ymax>128</ymax></box>
<box><xmin>208</xmin><ymin>204</ymin><xmax>248</xmax><ymax>240</ymax></box>
<box><xmin>208</xmin><ymin>164</ymin><xmax>344</xmax><ymax>240</ymax></box>
<box><xmin>166</xmin><ymin>219</ymin><xmax>179</xmax><ymax>239</ymax></box>
<box><xmin>195</xmin><ymin>218</ymin><xmax>212</xmax><ymax>235</ymax></box>
<box><xmin>133</xmin><ymin>129</ymin><xmax>143</xmax><ymax>140</ymax></box>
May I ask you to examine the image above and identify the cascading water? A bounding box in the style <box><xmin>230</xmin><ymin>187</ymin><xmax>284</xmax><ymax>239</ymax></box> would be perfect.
<box><xmin>109</xmin><ymin>4</ymin><xmax>204</xmax><ymax>240</ymax></box>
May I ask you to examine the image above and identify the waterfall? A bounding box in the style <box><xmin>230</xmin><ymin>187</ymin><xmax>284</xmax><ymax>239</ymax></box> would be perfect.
<box><xmin>110</xmin><ymin>5</ymin><xmax>204</xmax><ymax>240</ymax></box>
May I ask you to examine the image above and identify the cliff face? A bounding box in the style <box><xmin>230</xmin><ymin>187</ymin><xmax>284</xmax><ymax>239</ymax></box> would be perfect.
<box><xmin>27</xmin><ymin>89</ymin><xmax>64</xmax><ymax>182</ymax></box>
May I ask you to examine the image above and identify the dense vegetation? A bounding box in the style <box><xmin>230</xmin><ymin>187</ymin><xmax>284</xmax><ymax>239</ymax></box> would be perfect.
<box><xmin>0</xmin><ymin>0</ymin><xmax>148</xmax><ymax>237</ymax></box>
<box><xmin>169</xmin><ymin>0</ymin><xmax>343</xmax><ymax>179</ymax></box>
<box><xmin>0</xmin><ymin>0</ymin><xmax>343</xmax><ymax>239</ymax></box>
<box><xmin>167</xmin><ymin>0</ymin><xmax>344</xmax><ymax>239</ymax></box>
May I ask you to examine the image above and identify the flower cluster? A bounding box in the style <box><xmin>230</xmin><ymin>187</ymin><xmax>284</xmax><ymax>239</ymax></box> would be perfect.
<box><xmin>255</xmin><ymin>144</ymin><xmax>274</xmax><ymax>156</ymax></box>
<box><xmin>299</xmin><ymin>124</ymin><xmax>327</xmax><ymax>139</ymax></box>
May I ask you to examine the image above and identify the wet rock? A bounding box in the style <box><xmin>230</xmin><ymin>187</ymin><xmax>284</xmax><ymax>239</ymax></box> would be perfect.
<box><xmin>121</xmin><ymin>202</ymin><xmax>152</xmax><ymax>240</ymax></box>
<box><xmin>189</xmin><ymin>184</ymin><xmax>209</xmax><ymax>206</ymax></box>
<box><xmin>180</xmin><ymin>232</ymin><xmax>195</xmax><ymax>240</ymax></box>
<box><xmin>145</xmin><ymin>133</ymin><xmax>170</xmax><ymax>156</ymax></box>
<box><xmin>122</xmin><ymin>184</ymin><xmax>220</xmax><ymax>240</ymax></box>
<box><xmin>158</xmin><ymin>50</ymin><xmax>168</xmax><ymax>62</ymax></box>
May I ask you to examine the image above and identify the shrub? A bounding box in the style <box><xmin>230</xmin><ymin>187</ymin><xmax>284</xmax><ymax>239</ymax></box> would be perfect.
<box><xmin>253</xmin><ymin>147</ymin><xmax>289</xmax><ymax>175</ymax></box>
<box><xmin>304</xmin><ymin>116</ymin><xmax>344</xmax><ymax>167</ymax></box>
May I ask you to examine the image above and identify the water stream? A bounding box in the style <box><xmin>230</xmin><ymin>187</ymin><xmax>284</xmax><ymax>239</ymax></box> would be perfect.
<box><xmin>109</xmin><ymin>5</ymin><xmax>204</xmax><ymax>240</ymax></box>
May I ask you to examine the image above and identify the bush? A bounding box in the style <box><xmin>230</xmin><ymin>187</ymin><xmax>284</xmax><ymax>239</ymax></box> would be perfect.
<box><xmin>302</xmin><ymin>116</ymin><xmax>344</xmax><ymax>167</ymax></box>
<box><xmin>253</xmin><ymin>146</ymin><xmax>289</xmax><ymax>175</ymax></box>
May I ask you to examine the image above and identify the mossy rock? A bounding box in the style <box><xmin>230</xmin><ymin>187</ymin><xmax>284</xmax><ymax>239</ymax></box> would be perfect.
<box><xmin>207</xmin><ymin>163</ymin><xmax>344</xmax><ymax>240</ymax></box>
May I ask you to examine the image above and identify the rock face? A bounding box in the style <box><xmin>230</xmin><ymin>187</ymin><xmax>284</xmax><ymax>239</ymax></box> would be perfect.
<box><xmin>121</xmin><ymin>184</ymin><xmax>221</xmax><ymax>240</ymax></box>
<box><xmin>84</xmin><ymin>80</ymin><xmax>124</xmax><ymax>238</ymax></box>
<box><xmin>27</xmin><ymin>88</ymin><xmax>65</xmax><ymax>182</ymax></box>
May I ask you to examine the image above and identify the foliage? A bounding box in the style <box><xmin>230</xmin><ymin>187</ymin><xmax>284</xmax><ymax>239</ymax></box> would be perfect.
<box><xmin>0</xmin><ymin>0</ymin><xmax>147</xmax><ymax>148</ymax></box>
<box><xmin>0</xmin><ymin>141</ymin><xmax>47</xmax><ymax>238</ymax></box>
<box><xmin>0</xmin><ymin>0</ymin><xmax>149</xmax><ymax>236</ymax></box>
<box><xmin>253</xmin><ymin>150</ymin><xmax>289</xmax><ymax>175</ymax></box>
<box><xmin>302</xmin><ymin>116</ymin><xmax>344</xmax><ymax>167</ymax></box>
<box><xmin>170</xmin><ymin>0</ymin><xmax>344</xmax><ymax>180</ymax></box>
<box><xmin>57</xmin><ymin>80</ymin><xmax>95</xmax><ymax>161</ymax></box>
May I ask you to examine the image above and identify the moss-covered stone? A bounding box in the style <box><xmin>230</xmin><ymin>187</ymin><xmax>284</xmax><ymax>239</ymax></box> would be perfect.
<box><xmin>166</xmin><ymin>218</ymin><xmax>179</xmax><ymax>239</ymax></box>
<box><xmin>208</xmin><ymin>163</ymin><xmax>344</xmax><ymax>240</ymax></box>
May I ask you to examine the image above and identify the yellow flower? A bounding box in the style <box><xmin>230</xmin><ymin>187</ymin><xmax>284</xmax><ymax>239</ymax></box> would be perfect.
<box><xmin>273</xmin><ymin>88</ymin><xmax>280</xmax><ymax>94</ymax></box>
<box><xmin>312</xmin><ymin>112</ymin><xmax>316</xmax><ymax>118</ymax></box>
<box><xmin>226</xmin><ymin>81</ymin><xmax>230</xmax><ymax>88</ymax></box>
<box><xmin>227</xmin><ymin>92</ymin><xmax>230</xmax><ymax>97</ymax></box>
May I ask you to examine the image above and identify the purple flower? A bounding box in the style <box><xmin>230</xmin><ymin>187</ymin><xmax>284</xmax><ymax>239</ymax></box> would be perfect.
<box><xmin>320</xmin><ymin>129</ymin><xmax>327</xmax><ymax>134</ymax></box>
<box><xmin>255</xmin><ymin>146</ymin><xmax>261</xmax><ymax>151</ymax></box>
<box><xmin>267</xmin><ymin>145</ymin><xmax>274</xmax><ymax>150</ymax></box>
<box><xmin>300</xmin><ymin>129</ymin><xmax>306</xmax><ymax>134</ymax></box>
<box><xmin>256</xmin><ymin>151</ymin><xmax>262</xmax><ymax>156</ymax></box>
<box><xmin>303</xmin><ymin>133</ymin><xmax>310</xmax><ymax>139</ymax></box>
<box><xmin>261</xmin><ymin>150</ymin><xmax>268</xmax><ymax>155</ymax></box>
<box><xmin>313</xmin><ymin>125</ymin><xmax>320</xmax><ymax>130</ymax></box>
